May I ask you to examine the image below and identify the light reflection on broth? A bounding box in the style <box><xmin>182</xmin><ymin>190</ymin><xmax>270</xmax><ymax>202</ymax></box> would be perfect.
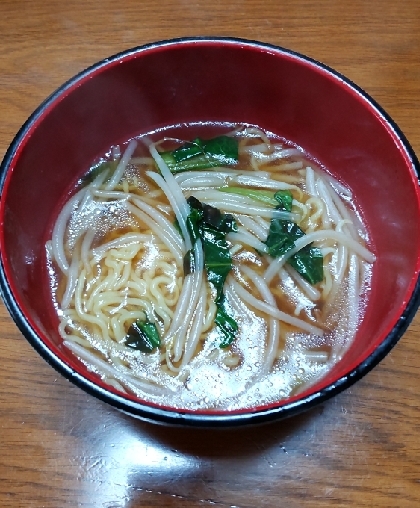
<box><xmin>46</xmin><ymin>123</ymin><xmax>375</xmax><ymax>410</ymax></box>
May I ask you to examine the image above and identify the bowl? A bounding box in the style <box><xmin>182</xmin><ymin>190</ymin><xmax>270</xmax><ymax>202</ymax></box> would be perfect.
<box><xmin>1</xmin><ymin>37</ymin><xmax>419</xmax><ymax>426</ymax></box>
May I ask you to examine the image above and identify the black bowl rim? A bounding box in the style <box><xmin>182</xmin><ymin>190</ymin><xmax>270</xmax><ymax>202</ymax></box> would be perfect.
<box><xmin>1</xmin><ymin>36</ymin><xmax>419</xmax><ymax>427</ymax></box>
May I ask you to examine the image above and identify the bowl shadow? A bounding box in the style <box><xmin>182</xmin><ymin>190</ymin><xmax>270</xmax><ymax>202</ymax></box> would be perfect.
<box><xmin>118</xmin><ymin>402</ymin><xmax>326</xmax><ymax>460</ymax></box>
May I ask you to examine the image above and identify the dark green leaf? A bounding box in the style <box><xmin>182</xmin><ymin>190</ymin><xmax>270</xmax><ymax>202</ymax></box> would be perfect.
<box><xmin>202</xmin><ymin>204</ymin><xmax>223</xmax><ymax>230</ymax></box>
<box><xmin>220</xmin><ymin>213</ymin><xmax>237</xmax><ymax>233</ymax></box>
<box><xmin>274</xmin><ymin>190</ymin><xmax>293</xmax><ymax>212</ymax></box>
<box><xmin>124</xmin><ymin>319</ymin><xmax>161</xmax><ymax>353</ymax></box>
<box><xmin>264</xmin><ymin>214</ymin><xmax>323</xmax><ymax>285</ymax></box>
<box><xmin>186</xmin><ymin>195</ymin><xmax>203</xmax><ymax>212</ymax></box>
<box><xmin>202</xmin><ymin>135</ymin><xmax>238</xmax><ymax>166</ymax></box>
<box><xmin>185</xmin><ymin>195</ymin><xmax>238</xmax><ymax>347</ymax></box>
<box><xmin>186</xmin><ymin>208</ymin><xmax>203</xmax><ymax>245</ymax></box>
<box><xmin>172</xmin><ymin>138</ymin><xmax>204</xmax><ymax>162</ymax></box>
<box><xmin>187</xmin><ymin>196</ymin><xmax>237</xmax><ymax>234</ymax></box>
<box><xmin>200</xmin><ymin>225</ymin><xmax>232</xmax><ymax>301</ymax></box>
<box><xmin>264</xmin><ymin>219</ymin><xmax>305</xmax><ymax>258</ymax></box>
<box><xmin>215</xmin><ymin>296</ymin><xmax>238</xmax><ymax>348</ymax></box>
<box><xmin>289</xmin><ymin>246</ymin><xmax>324</xmax><ymax>285</ymax></box>
<box><xmin>183</xmin><ymin>249</ymin><xmax>196</xmax><ymax>275</ymax></box>
<box><xmin>202</xmin><ymin>204</ymin><xmax>237</xmax><ymax>233</ymax></box>
<box><xmin>158</xmin><ymin>135</ymin><xmax>239</xmax><ymax>173</ymax></box>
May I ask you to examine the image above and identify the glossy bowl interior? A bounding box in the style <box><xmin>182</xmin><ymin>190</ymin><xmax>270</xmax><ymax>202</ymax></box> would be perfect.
<box><xmin>1</xmin><ymin>38</ymin><xmax>420</xmax><ymax>426</ymax></box>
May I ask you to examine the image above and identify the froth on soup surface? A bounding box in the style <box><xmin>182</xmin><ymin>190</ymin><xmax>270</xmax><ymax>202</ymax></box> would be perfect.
<box><xmin>46</xmin><ymin>123</ymin><xmax>375</xmax><ymax>410</ymax></box>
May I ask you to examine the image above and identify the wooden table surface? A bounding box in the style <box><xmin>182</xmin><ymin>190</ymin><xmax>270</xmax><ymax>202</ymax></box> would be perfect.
<box><xmin>0</xmin><ymin>1</ymin><xmax>419</xmax><ymax>507</ymax></box>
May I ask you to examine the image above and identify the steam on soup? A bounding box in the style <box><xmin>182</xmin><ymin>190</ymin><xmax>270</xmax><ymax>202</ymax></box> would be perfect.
<box><xmin>46</xmin><ymin>124</ymin><xmax>375</xmax><ymax>410</ymax></box>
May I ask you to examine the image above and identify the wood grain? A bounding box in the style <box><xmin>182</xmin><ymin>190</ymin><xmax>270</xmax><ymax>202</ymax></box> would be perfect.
<box><xmin>0</xmin><ymin>1</ymin><xmax>419</xmax><ymax>507</ymax></box>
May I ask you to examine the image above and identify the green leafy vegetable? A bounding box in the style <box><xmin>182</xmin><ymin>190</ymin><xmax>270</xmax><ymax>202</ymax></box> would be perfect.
<box><xmin>186</xmin><ymin>196</ymin><xmax>238</xmax><ymax>347</ymax></box>
<box><xmin>274</xmin><ymin>190</ymin><xmax>293</xmax><ymax>212</ymax></box>
<box><xmin>203</xmin><ymin>135</ymin><xmax>238</xmax><ymax>165</ymax></box>
<box><xmin>215</xmin><ymin>295</ymin><xmax>238</xmax><ymax>348</ymax></box>
<box><xmin>187</xmin><ymin>196</ymin><xmax>236</xmax><ymax>234</ymax></box>
<box><xmin>159</xmin><ymin>135</ymin><xmax>239</xmax><ymax>173</ymax></box>
<box><xmin>288</xmin><ymin>246</ymin><xmax>323</xmax><ymax>285</ymax></box>
<box><xmin>200</xmin><ymin>225</ymin><xmax>233</xmax><ymax>302</ymax></box>
<box><xmin>264</xmin><ymin>217</ymin><xmax>323</xmax><ymax>285</ymax></box>
<box><xmin>183</xmin><ymin>249</ymin><xmax>196</xmax><ymax>276</ymax></box>
<box><xmin>187</xmin><ymin>196</ymin><xmax>236</xmax><ymax>299</ymax></box>
<box><xmin>186</xmin><ymin>207</ymin><xmax>203</xmax><ymax>244</ymax></box>
<box><xmin>124</xmin><ymin>319</ymin><xmax>161</xmax><ymax>353</ymax></box>
<box><xmin>264</xmin><ymin>189</ymin><xmax>323</xmax><ymax>285</ymax></box>
<box><xmin>264</xmin><ymin>219</ymin><xmax>305</xmax><ymax>258</ymax></box>
<box><xmin>171</xmin><ymin>139</ymin><xmax>203</xmax><ymax>162</ymax></box>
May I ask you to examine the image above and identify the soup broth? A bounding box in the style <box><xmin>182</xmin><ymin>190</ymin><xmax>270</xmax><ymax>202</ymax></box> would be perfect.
<box><xmin>46</xmin><ymin>123</ymin><xmax>375</xmax><ymax>410</ymax></box>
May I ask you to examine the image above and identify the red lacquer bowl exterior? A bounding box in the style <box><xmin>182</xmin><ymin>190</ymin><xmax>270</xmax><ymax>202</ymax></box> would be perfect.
<box><xmin>0</xmin><ymin>38</ymin><xmax>419</xmax><ymax>426</ymax></box>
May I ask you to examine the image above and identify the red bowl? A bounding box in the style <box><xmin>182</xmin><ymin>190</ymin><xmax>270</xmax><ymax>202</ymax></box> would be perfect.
<box><xmin>1</xmin><ymin>37</ymin><xmax>419</xmax><ymax>426</ymax></box>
